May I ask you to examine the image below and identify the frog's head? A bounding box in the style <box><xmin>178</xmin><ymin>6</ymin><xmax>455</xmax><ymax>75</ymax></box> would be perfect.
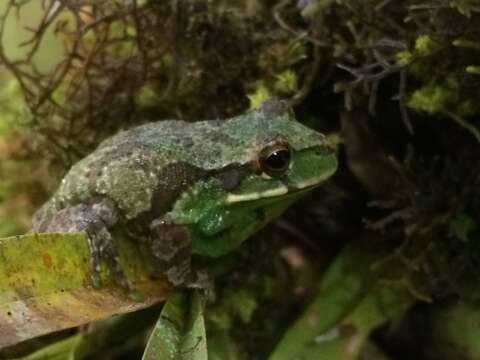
<box><xmin>222</xmin><ymin>100</ymin><xmax>336</xmax><ymax>202</ymax></box>
<box><xmin>171</xmin><ymin>100</ymin><xmax>337</xmax><ymax>257</ymax></box>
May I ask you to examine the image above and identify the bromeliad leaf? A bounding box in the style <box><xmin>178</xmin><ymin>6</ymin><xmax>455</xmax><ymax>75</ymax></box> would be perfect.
<box><xmin>275</xmin><ymin>286</ymin><xmax>411</xmax><ymax>360</ymax></box>
<box><xmin>142</xmin><ymin>290</ymin><xmax>207</xmax><ymax>360</ymax></box>
<box><xmin>207</xmin><ymin>331</ymin><xmax>245</xmax><ymax>360</ymax></box>
<box><xmin>0</xmin><ymin>232</ymin><xmax>170</xmax><ymax>348</ymax></box>
<box><xmin>19</xmin><ymin>307</ymin><xmax>161</xmax><ymax>360</ymax></box>
<box><xmin>269</xmin><ymin>237</ymin><xmax>414</xmax><ymax>360</ymax></box>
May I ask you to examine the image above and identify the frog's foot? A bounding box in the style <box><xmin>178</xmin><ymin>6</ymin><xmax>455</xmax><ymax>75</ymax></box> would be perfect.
<box><xmin>32</xmin><ymin>198</ymin><xmax>130</xmax><ymax>289</ymax></box>
<box><xmin>85</xmin><ymin>222</ymin><xmax>131</xmax><ymax>289</ymax></box>
<box><xmin>150</xmin><ymin>218</ymin><xmax>208</xmax><ymax>289</ymax></box>
<box><xmin>185</xmin><ymin>268</ymin><xmax>214</xmax><ymax>296</ymax></box>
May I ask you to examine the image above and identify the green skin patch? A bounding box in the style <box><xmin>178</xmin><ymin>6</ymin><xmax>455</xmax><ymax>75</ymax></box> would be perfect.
<box><xmin>32</xmin><ymin>100</ymin><xmax>338</xmax><ymax>287</ymax></box>
<box><xmin>169</xmin><ymin>149</ymin><xmax>337</xmax><ymax>257</ymax></box>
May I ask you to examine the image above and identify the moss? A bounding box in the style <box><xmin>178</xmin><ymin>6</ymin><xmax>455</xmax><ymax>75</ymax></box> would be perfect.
<box><xmin>466</xmin><ymin>66</ymin><xmax>480</xmax><ymax>74</ymax></box>
<box><xmin>452</xmin><ymin>39</ymin><xmax>480</xmax><ymax>50</ymax></box>
<box><xmin>407</xmin><ymin>83</ymin><xmax>452</xmax><ymax>114</ymax></box>
<box><xmin>248</xmin><ymin>85</ymin><xmax>272</xmax><ymax>110</ymax></box>
<box><xmin>207</xmin><ymin>307</ymin><xmax>233</xmax><ymax>330</ymax></box>
<box><xmin>396</xmin><ymin>51</ymin><xmax>414</xmax><ymax>66</ymax></box>
<box><xmin>449</xmin><ymin>213</ymin><xmax>476</xmax><ymax>243</ymax></box>
<box><xmin>407</xmin><ymin>79</ymin><xmax>477</xmax><ymax>116</ymax></box>
<box><xmin>207</xmin><ymin>287</ymin><xmax>258</xmax><ymax>330</ymax></box>
<box><xmin>415</xmin><ymin>35</ymin><xmax>440</xmax><ymax>57</ymax></box>
<box><xmin>397</xmin><ymin>35</ymin><xmax>440</xmax><ymax>68</ymax></box>
<box><xmin>135</xmin><ymin>83</ymin><xmax>161</xmax><ymax>108</ymax></box>
<box><xmin>274</xmin><ymin>70</ymin><xmax>299</xmax><ymax>94</ymax></box>
<box><xmin>450</xmin><ymin>0</ymin><xmax>479</xmax><ymax>17</ymax></box>
<box><xmin>224</xmin><ymin>288</ymin><xmax>258</xmax><ymax>324</ymax></box>
<box><xmin>247</xmin><ymin>70</ymin><xmax>299</xmax><ymax>110</ymax></box>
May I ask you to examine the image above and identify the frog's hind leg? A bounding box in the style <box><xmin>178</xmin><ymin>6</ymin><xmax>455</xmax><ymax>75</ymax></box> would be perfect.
<box><xmin>32</xmin><ymin>198</ymin><xmax>129</xmax><ymax>289</ymax></box>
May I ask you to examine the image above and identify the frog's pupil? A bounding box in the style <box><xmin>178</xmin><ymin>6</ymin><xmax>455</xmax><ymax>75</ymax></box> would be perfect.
<box><xmin>266</xmin><ymin>150</ymin><xmax>290</xmax><ymax>171</ymax></box>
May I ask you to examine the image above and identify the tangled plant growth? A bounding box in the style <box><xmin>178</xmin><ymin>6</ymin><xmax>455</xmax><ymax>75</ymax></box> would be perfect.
<box><xmin>2</xmin><ymin>0</ymin><xmax>480</xmax><ymax>359</ymax></box>
<box><xmin>0</xmin><ymin>0</ymin><xmax>307</xmax><ymax>167</ymax></box>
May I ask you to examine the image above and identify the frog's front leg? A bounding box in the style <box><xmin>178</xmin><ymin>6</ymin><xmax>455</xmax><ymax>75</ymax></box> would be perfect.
<box><xmin>149</xmin><ymin>218</ymin><xmax>212</xmax><ymax>289</ymax></box>
<box><xmin>149</xmin><ymin>218</ymin><xmax>194</xmax><ymax>287</ymax></box>
<box><xmin>31</xmin><ymin>198</ymin><xmax>129</xmax><ymax>288</ymax></box>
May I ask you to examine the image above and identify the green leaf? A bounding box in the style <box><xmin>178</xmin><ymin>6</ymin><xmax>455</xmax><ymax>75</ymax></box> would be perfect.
<box><xmin>427</xmin><ymin>301</ymin><xmax>480</xmax><ymax>359</ymax></box>
<box><xmin>142</xmin><ymin>290</ymin><xmax>207</xmax><ymax>360</ymax></box>
<box><xmin>269</xmin><ymin>238</ymin><xmax>414</xmax><ymax>360</ymax></box>
<box><xmin>0</xmin><ymin>232</ymin><xmax>170</xmax><ymax>348</ymax></box>
<box><xmin>207</xmin><ymin>331</ymin><xmax>245</xmax><ymax>360</ymax></box>
<box><xmin>21</xmin><ymin>335</ymin><xmax>82</xmax><ymax>360</ymax></box>
<box><xmin>20</xmin><ymin>306</ymin><xmax>160</xmax><ymax>360</ymax></box>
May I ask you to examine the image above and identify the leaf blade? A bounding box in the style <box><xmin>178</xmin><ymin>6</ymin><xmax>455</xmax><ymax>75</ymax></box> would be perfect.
<box><xmin>142</xmin><ymin>290</ymin><xmax>207</xmax><ymax>360</ymax></box>
<box><xmin>0</xmin><ymin>232</ymin><xmax>170</xmax><ymax>348</ymax></box>
<box><xmin>269</xmin><ymin>238</ymin><xmax>414</xmax><ymax>360</ymax></box>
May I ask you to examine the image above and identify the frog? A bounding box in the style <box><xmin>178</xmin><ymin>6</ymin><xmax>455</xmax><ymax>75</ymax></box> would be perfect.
<box><xmin>31</xmin><ymin>100</ymin><xmax>337</xmax><ymax>288</ymax></box>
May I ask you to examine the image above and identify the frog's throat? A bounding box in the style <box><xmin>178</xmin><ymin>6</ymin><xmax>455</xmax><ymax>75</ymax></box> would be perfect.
<box><xmin>225</xmin><ymin>174</ymin><xmax>330</xmax><ymax>204</ymax></box>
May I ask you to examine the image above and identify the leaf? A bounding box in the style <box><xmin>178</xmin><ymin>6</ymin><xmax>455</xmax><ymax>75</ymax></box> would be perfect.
<box><xmin>142</xmin><ymin>290</ymin><xmax>207</xmax><ymax>360</ymax></box>
<box><xmin>207</xmin><ymin>331</ymin><xmax>245</xmax><ymax>360</ymax></box>
<box><xmin>269</xmin><ymin>238</ymin><xmax>414</xmax><ymax>360</ymax></box>
<box><xmin>0</xmin><ymin>232</ymin><xmax>170</xmax><ymax>348</ymax></box>
<box><xmin>427</xmin><ymin>300</ymin><xmax>480</xmax><ymax>359</ymax></box>
<box><xmin>20</xmin><ymin>306</ymin><xmax>160</xmax><ymax>360</ymax></box>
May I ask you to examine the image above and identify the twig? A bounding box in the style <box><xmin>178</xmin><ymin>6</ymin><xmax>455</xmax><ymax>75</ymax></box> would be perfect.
<box><xmin>445</xmin><ymin>111</ymin><xmax>480</xmax><ymax>143</ymax></box>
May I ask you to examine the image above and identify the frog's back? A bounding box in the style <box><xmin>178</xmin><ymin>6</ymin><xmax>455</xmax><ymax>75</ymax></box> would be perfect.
<box><xmin>38</xmin><ymin>107</ymin><xmax>320</xmax><ymax>221</ymax></box>
<box><xmin>46</xmin><ymin>120</ymin><xmax>195</xmax><ymax>218</ymax></box>
<box><xmin>44</xmin><ymin>119</ymin><xmax>240</xmax><ymax>218</ymax></box>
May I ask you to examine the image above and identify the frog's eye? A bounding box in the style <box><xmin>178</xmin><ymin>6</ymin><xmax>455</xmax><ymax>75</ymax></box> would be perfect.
<box><xmin>259</xmin><ymin>143</ymin><xmax>291</xmax><ymax>176</ymax></box>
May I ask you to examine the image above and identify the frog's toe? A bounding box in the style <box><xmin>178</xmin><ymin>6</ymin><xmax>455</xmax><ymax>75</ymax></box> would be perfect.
<box><xmin>186</xmin><ymin>268</ymin><xmax>214</xmax><ymax>292</ymax></box>
<box><xmin>85</xmin><ymin>233</ymin><xmax>102</xmax><ymax>288</ymax></box>
<box><xmin>86</xmin><ymin>224</ymin><xmax>132</xmax><ymax>290</ymax></box>
<box><xmin>164</xmin><ymin>259</ymin><xmax>192</xmax><ymax>287</ymax></box>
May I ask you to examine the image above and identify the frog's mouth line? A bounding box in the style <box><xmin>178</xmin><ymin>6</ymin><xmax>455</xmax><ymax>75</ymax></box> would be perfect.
<box><xmin>225</xmin><ymin>172</ymin><xmax>333</xmax><ymax>204</ymax></box>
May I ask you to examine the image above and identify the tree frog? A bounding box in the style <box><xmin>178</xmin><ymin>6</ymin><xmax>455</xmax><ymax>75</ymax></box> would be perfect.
<box><xmin>32</xmin><ymin>100</ymin><xmax>337</xmax><ymax>288</ymax></box>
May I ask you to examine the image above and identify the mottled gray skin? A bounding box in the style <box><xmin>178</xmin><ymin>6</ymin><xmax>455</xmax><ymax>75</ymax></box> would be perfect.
<box><xmin>32</xmin><ymin>101</ymin><xmax>337</xmax><ymax>287</ymax></box>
